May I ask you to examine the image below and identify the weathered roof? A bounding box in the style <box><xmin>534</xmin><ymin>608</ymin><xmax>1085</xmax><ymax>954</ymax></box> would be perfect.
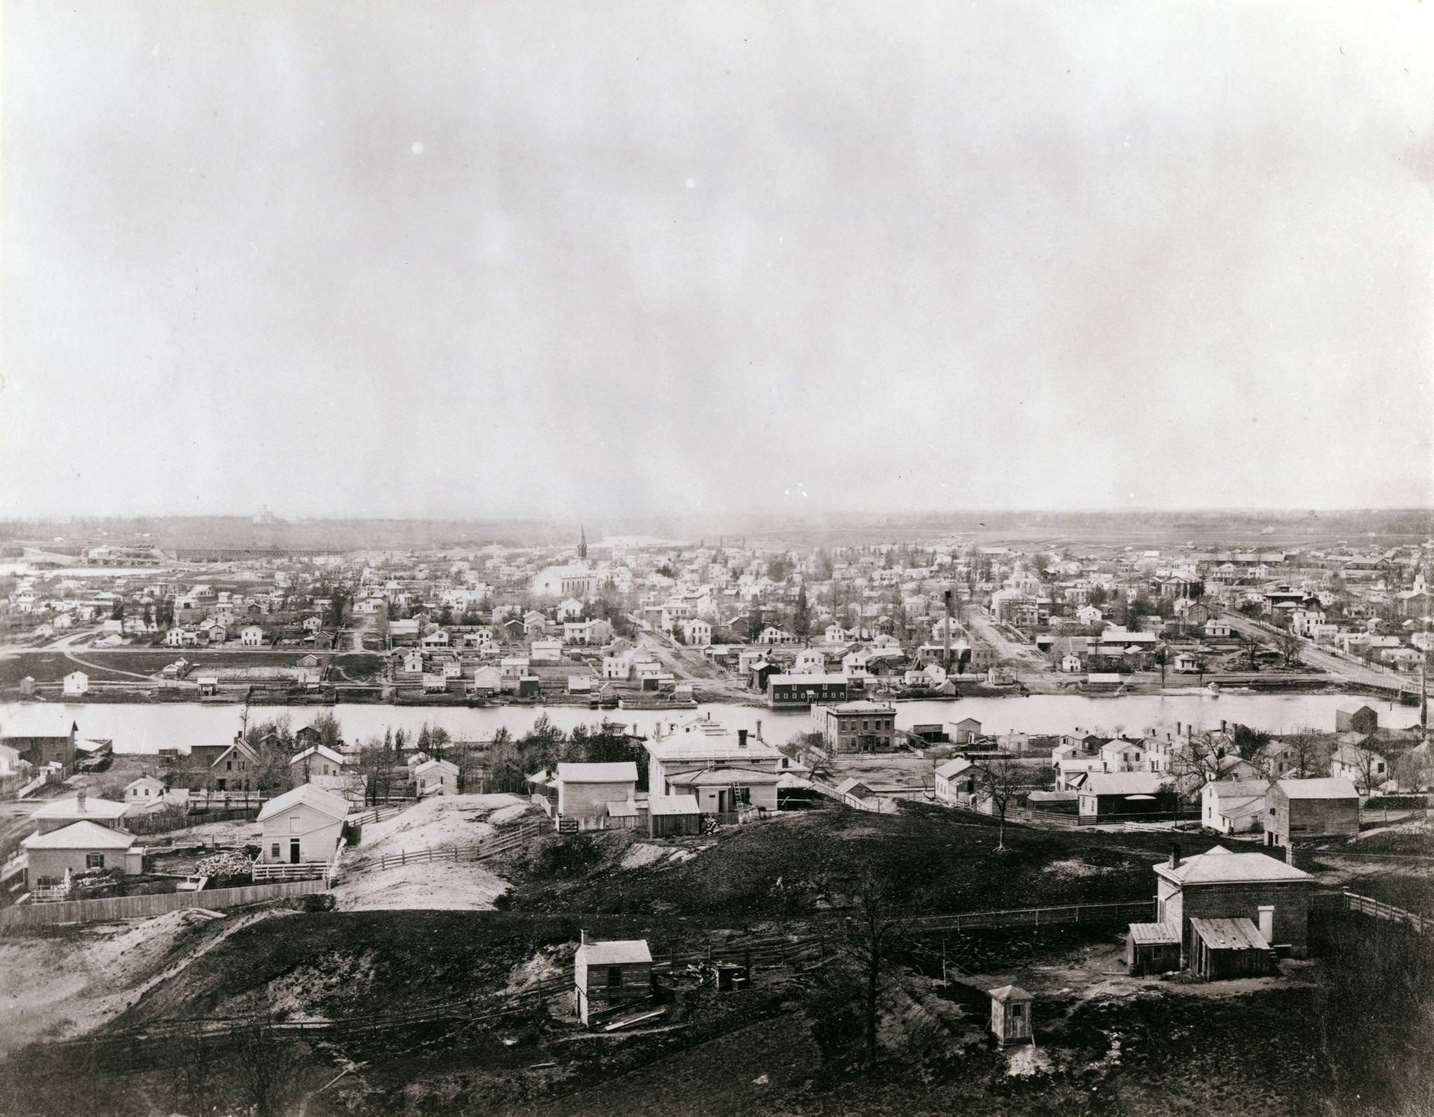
<box><xmin>1189</xmin><ymin>916</ymin><xmax>1270</xmax><ymax>951</ymax></box>
<box><xmin>1081</xmin><ymin>772</ymin><xmax>1168</xmax><ymax>797</ymax></box>
<box><xmin>557</xmin><ymin>762</ymin><xmax>638</xmax><ymax>784</ymax></box>
<box><xmin>32</xmin><ymin>796</ymin><xmax>128</xmax><ymax>821</ymax></box>
<box><xmin>1277</xmin><ymin>777</ymin><xmax>1359</xmax><ymax>800</ymax></box>
<box><xmin>606</xmin><ymin>800</ymin><xmax>640</xmax><ymax>818</ymax></box>
<box><xmin>834</xmin><ymin>777</ymin><xmax>874</xmax><ymax>797</ymax></box>
<box><xmin>1128</xmin><ymin>921</ymin><xmax>1181</xmax><ymax>945</ymax></box>
<box><xmin>256</xmin><ymin>783</ymin><xmax>349</xmax><ymax>823</ymax></box>
<box><xmin>23</xmin><ymin>820</ymin><xmax>137</xmax><ymax>851</ymax></box>
<box><xmin>648</xmin><ymin>794</ymin><xmax>700</xmax><ymax>816</ymax></box>
<box><xmin>577</xmin><ymin>939</ymin><xmax>652</xmax><ymax>966</ymax></box>
<box><xmin>1207</xmin><ymin>780</ymin><xmax>1268</xmax><ymax>801</ymax></box>
<box><xmin>768</xmin><ymin>673</ymin><xmax>848</xmax><ymax>685</ymax></box>
<box><xmin>934</xmin><ymin>758</ymin><xmax>974</xmax><ymax>780</ymax></box>
<box><xmin>988</xmin><ymin>984</ymin><xmax>1032</xmax><ymax>1002</ymax></box>
<box><xmin>1155</xmin><ymin>848</ymin><xmax>1310</xmax><ymax>886</ymax></box>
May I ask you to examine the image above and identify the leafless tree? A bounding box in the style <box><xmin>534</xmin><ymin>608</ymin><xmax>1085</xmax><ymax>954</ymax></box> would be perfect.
<box><xmin>228</xmin><ymin>1022</ymin><xmax>307</xmax><ymax>1117</ymax></box>
<box><xmin>1275</xmin><ymin>627</ymin><xmax>1302</xmax><ymax>668</ymax></box>
<box><xmin>1273</xmin><ymin>727</ymin><xmax>1327</xmax><ymax>780</ymax></box>
<box><xmin>825</xmin><ymin>860</ymin><xmax>906</xmax><ymax>1068</ymax></box>
<box><xmin>975</xmin><ymin>755</ymin><xmax>1038</xmax><ymax>851</ymax></box>
<box><xmin>1166</xmin><ymin>731</ymin><xmax>1233</xmax><ymax>795</ymax></box>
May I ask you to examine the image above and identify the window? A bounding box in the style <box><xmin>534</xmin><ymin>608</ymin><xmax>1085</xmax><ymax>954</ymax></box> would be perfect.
<box><xmin>86</xmin><ymin>854</ymin><xmax>104</xmax><ymax>869</ymax></box>
<box><xmin>607</xmin><ymin>966</ymin><xmax>623</xmax><ymax>988</ymax></box>
<box><xmin>270</xmin><ymin>843</ymin><xmax>280</xmax><ymax>859</ymax></box>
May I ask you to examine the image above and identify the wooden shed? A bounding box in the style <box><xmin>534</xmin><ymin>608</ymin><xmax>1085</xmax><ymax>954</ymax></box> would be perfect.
<box><xmin>574</xmin><ymin>937</ymin><xmax>653</xmax><ymax>1025</ymax></box>
<box><xmin>1188</xmin><ymin>917</ymin><xmax>1274</xmax><ymax>980</ymax></box>
<box><xmin>647</xmin><ymin>793</ymin><xmax>701</xmax><ymax>837</ymax></box>
<box><xmin>1126</xmin><ymin>922</ymin><xmax>1181</xmax><ymax>976</ymax></box>
<box><xmin>988</xmin><ymin>984</ymin><xmax>1034</xmax><ymax>1047</ymax></box>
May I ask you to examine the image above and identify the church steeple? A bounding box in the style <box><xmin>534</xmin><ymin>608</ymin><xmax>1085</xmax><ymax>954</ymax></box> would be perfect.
<box><xmin>578</xmin><ymin>525</ymin><xmax>588</xmax><ymax>562</ymax></box>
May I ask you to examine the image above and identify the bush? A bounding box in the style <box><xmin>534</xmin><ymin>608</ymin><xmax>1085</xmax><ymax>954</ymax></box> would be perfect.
<box><xmin>300</xmin><ymin>892</ymin><xmax>336</xmax><ymax>912</ymax></box>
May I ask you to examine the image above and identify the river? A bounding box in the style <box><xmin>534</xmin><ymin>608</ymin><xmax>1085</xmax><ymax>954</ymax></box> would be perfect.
<box><xmin>0</xmin><ymin>691</ymin><xmax>1416</xmax><ymax>754</ymax></box>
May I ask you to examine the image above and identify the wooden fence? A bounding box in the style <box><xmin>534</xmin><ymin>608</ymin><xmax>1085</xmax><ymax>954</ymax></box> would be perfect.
<box><xmin>901</xmin><ymin>898</ymin><xmax>1156</xmax><ymax>933</ymax></box>
<box><xmin>0</xmin><ymin>877</ymin><xmax>326</xmax><ymax>930</ymax></box>
<box><xmin>356</xmin><ymin>820</ymin><xmax>543</xmax><ymax>872</ymax></box>
<box><xmin>347</xmin><ymin>803</ymin><xmax>409</xmax><ymax>828</ymax></box>
<box><xmin>1342</xmin><ymin>890</ymin><xmax>1429</xmax><ymax>935</ymax></box>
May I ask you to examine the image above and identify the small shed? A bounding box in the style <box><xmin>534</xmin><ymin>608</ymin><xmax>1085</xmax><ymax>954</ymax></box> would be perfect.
<box><xmin>648</xmin><ymin>793</ymin><xmax>701</xmax><ymax>837</ymax></box>
<box><xmin>574</xmin><ymin>937</ymin><xmax>653</xmax><ymax>1025</ymax></box>
<box><xmin>988</xmin><ymin>984</ymin><xmax>1034</xmax><ymax>1047</ymax></box>
<box><xmin>1188</xmin><ymin>917</ymin><xmax>1274</xmax><ymax>981</ymax></box>
<box><xmin>1126</xmin><ymin>922</ymin><xmax>1181</xmax><ymax>976</ymax></box>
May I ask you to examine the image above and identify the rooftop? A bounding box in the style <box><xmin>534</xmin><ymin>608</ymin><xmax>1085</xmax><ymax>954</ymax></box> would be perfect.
<box><xmin>256</xmin><ymin>783</ymin><xmax>350</xmax><ymax>823</ymax></box>
<box><xmin>577</xmin><ymin>939</ymin><xmax>652</xmax><ymax>966</ymax></box>
<box><xmin>1277</xmin><ymin>777</ymin><xmax>1359</xmax><ymax>800</ymax></box>
<box><xmin>23</xmin><ymin>820</ymin><xmax>138</xmax><ymax>851</ymax></box>
<box><xmin>1155</xmin><ymin>847</ymin><xmax>1310</xmax><ymax>886</ymax></box>
<box><xmin>557</xmin><ymin>762</ymin><xmax>638</xmax><ymax>784</ymax></box>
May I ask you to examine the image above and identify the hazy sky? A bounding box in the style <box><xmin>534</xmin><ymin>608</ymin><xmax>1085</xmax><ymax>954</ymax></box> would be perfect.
<box><xmin>2</xmin><ymin>1</ymin><xmax>1432</xmax><ymax>520</ymax></box>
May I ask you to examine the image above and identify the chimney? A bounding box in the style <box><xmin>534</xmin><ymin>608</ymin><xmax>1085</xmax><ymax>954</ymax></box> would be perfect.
<box><xmin>580</xmin><ymin>927</ymin><xmax>587</xmax><ymax>946</ymax></box>
<box><xmin>1220</xmin><ymin>720</ymin><xmax>1227</xmax><ymax>733</ymax></box>
<box><xmin>1169</xmin><ymin>846</ymin><xmax>1180</xmax><ymax>869</ymax></box>
<box><xmin>738</xmin><ymin>729</ymin><xmax>748</xmax><ymax>749</ymax></box>
<box><xmin>77</xmin><ymin>789</ymin><xmax>87</xmax><ymax>812</ymax></box>
<box><xmin>755</xmin><ymin>719</ymin><xmax>763</xmax><ymax>741</ymax></box>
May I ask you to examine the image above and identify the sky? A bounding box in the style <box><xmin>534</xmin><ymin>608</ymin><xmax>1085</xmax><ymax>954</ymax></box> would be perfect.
<box><xmin>2</xmin><ymin>0</ymin><xmax>1432</xmax><ymax>521</ymax></box>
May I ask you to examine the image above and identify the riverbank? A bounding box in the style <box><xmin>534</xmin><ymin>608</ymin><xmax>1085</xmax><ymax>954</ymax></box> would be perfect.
<box><xmin>3</xmin><ymin>690</ymin><xmax>1421</xmax><ymax>757</ymax></box>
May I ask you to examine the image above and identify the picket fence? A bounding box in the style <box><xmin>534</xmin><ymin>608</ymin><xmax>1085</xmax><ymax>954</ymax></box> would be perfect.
<box><xmin>0</xmin><ymin>878</ymin><xmax>326</xmax><ymax>930</ymax></box>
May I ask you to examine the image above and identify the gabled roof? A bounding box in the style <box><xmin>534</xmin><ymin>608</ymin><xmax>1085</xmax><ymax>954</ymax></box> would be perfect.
<box><xmin>23</xmin><ymin>820</ymin><xmax>138</xmax><ymax>851</ymax></box>
<box><xmin>256</xmin><ymin>783</ymin><xmax>349</xmax><ymax>823</ymax></box>
<box><xmin>577</xmin><ymin>939</ymin><xmax>652</xmax><ymax>966</ymax></box>
<box><xmin>1277</xmin><ymin>777</ymin><xmax>1359</xmax><ymax>800</ymax></box>
<box><xmin>557</xmin><ymin>762</ymin><xmax>638</xmax><ymax>784</ymax></box>
<box><xmin>934</xmin><ymin>758</ymin><xmax>974</xmax><ymax>780</ymax></box>
<box><xmin>289</xmin><ymin>745</ymin><xmax>347</xmax><ymax>767</ymax></box>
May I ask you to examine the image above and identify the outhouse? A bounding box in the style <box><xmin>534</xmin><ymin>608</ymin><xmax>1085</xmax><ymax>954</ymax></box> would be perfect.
<box><xmin>574</xmin><ymin>936</ymin><xmax>653</xmax><ymax>1025</ymax></box>
<box><xmin>989</xmin><ymin>984</ymin><xmax>1034</xmax><ymax>1047</ymax></box>
<box><xmin>1126</xmin><ymin>922</ymin><xmax>1181</xmax><ymax>976</ymax></box>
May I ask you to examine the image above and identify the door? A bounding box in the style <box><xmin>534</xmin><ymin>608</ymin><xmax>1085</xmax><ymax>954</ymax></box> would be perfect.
<box><xmin>289</xmin><ymin>839</ymin><xmax>302</xmax><ymax>864</ymax></box>
<box><xmin>1257</xmin><ymin>905</ymin><xmax>1274</xmax><ymax>943</ymax></box>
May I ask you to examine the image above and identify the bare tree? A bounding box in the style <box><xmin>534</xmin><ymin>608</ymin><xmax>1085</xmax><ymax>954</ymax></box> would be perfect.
<box><xmin>1166</xmin><ymin>731</ymin><xmax>1234</xmax><ymax>796</ymax></box>
<box><xmin>824</xmin><ymin>860</ymin><xmax>906</xmax><ymax>1068</ymax></box>
<box><xmin>975</xmin><ymin>755</ymin><xmax>1037</xmax><ymax>851</ymax></box>
<box><xmin>228</xmin><ymin>1023</ymin><xmax>307</xmax><ymax>1117</ymax></box>
<box><xmin>1275</xmin><ymin>627</ymin><xmax>1302</xmax><ymax>668</ymax></box>
<box><xmin>1273</xmin><ymin>728</ymin><xmax>1326</xmax><ymax>780</ymax></box>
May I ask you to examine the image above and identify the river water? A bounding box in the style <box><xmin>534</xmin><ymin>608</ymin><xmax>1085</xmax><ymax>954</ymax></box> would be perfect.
<box><xmin>0</xmin><ymin>691</ymin><xmax>1415</xmax><ymax>755</ymax></box>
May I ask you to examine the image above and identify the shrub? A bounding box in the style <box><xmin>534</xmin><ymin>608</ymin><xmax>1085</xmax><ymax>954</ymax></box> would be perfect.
<box><xmin>300</xmin><ymin>892</ymin><xmax>336</xmax><ymax>913</ymax></box>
